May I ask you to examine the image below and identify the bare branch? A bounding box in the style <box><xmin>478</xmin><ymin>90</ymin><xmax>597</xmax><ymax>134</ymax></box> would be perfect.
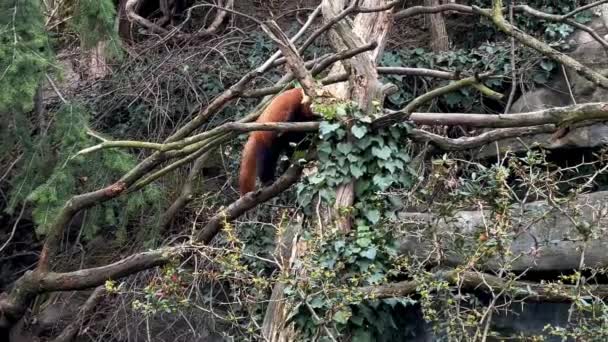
<box><xmin>410</xmin><ymin>102</ymin><xmax>608</xmax><ymax>128</ymax></box>
<box><xmin>372</xmin><ymin>73</ymin><xmax>495</xmax><ymax>128</ymax></box>
<box><xmin>51</xmin><ymin>286</ymin><xmax>106</xmax><ymax>342</ymax></box>
<box><xmin>159</xmin><ymin>151</ymin><xmax>213</xmax><ymax>232</ymax></box>
<box><xmin>259</xmin><ymin>5</ymin><xmax>323</xmax><ymax>73</ymax></box>
<box><xmin>126</xmin><ymin>0</ymin><xmax>235</xmax><ymax>40</ymax></box>
<box><xmin>409</xmin><ymin>125</ymin><xmax>556</xmax><ymax>151</ymax></box>
<box><xmin>261</xmin><ymin>20</ymin><xmax>318</xmax><ymax>96</ymax></box>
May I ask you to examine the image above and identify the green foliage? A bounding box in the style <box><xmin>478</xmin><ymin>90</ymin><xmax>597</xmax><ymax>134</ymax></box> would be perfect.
<box><xmin>0</xmin><ymin>0</ymin><xmax>50</xmax><ymax>114</ymax></box>
<box><xmin>298</xmin><ymin>101</ymin><xmax>415</xmax><ymax>224</ymax></box>
<box><xmin>71</xmin><ymin>0</ymin><xmax>122</xmax><ymax>59</ymax></box>
<box><xmin>289</xmin><ymin>101</ymin><xmax>418</xmax><ymax>339</ymax></box>
<box><xmin>380</xmin><ymin>42</ymin><xmax>552</xmax><ymax>111</ymax></box>
<box><xmin>287</xmin><ymin>226</ymin><xmax>416</xmax><ymax>341</ymax></box>
<box><xmin>9</xmin><ymin>103</ymin><xmax>163</xmax><ymax>241</ymax></box>
<box><xmin>470</xmin><ymin>0</ymin><xmax>593</xmax><ymax>46</ymax></box>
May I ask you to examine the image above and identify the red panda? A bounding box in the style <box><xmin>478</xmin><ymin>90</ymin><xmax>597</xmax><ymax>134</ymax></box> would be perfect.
<box><xmin>239</xmin><ymin>88</ymin><xmax>315</xmax><ymax>196</ymax></box>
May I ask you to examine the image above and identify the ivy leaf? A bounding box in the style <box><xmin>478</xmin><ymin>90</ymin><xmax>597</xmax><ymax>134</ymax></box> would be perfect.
<box><xmin>337</xmin><ymin>142</ymin><xmax>353</xmax><ymax>155</ymax></box>
<box><xmin>309</xmin><ymin>173</ymin><xmax>325</xmax><ymax>185</ymax></box>
<box><xmin>367</xmin><ymin>272</ymin><xmax>384</xmax><ymax>284</ymax></box>
<box><xmin>361</xmin><ymin>247</ymin><xmax>377</xmax><ymax>260</ymax></box>
<box><xmin>350</xmin><ymin>164</ymin><xmax>365</xmax><ymax>178</ymax></box>
<box><xmin>372</xmin><ymin>174</ymin><xmax>393</xmax><ymax>191</ymax></box>
<box><xmin>351</xmin><ymin>124</ymin><xmax>368</xmax><ymax>139</ymax></box>
<box><xmin>355</xmin><ymin>137</ymin><xmax>373</xmax><ymax>150</ymax></box>
<box><xmin>355</xmin><ymin>180</ymin><xmax>371</xmax><ymax>196</ymax></box>
<box><xmin>357</xmin><ymin>237</ymin><xmax>372</xmax><ymax>248</ymax></box>
<box><xmin>319</xmin><ymin>122</ymin><xmax>341</xmax><ymax>137</ymax></box>
<box><xmin>309</xmin><ymin>296</ymin><xmax>325</xmax><ymax>309</ymax></box>
<box><xmin>350</xmin><ymin>315</ymin><xmax>364</xmax><ymax>327</ymax></box>
<box><xmin>334</xmin><ymin>239</ymin><xmax>346</xmax><ymax>251</ymax></box>
<box><xmin>318</xmin><ymin>142</ymin><xmax>333</xmax><ymax>154</ymax></box>
<box><xmin>333</xmin><ymin>308</ymin><xmax>352</xmax><ymax>325</ymax></box>
<box><xmin>336</xmin><ymin>103</ymin><xmax>348</xmax><ymax>116</ymax></box>
<box><xmin>371</xmin><ymin>146</ymin><xmax>392</xmax><ymax>160</ymax></box>
<box><xmin>380</xmin><ymin>159</ymin><xmax>404</xmax><ymax>173</ymax></box>
<box><xmin>364</xmin><ymin>209</ymin><xmax>381</xmax><ymax>224</ymax></box>
<box><xmin>346</xmin><ymin>153</ymin><xmax>360</xmax><ymax>162</ymax></box>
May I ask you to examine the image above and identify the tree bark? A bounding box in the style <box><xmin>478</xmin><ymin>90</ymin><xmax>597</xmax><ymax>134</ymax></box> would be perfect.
<box><xmin>322</xmin><ymin>0</ymin><xmax>393</xmax><ymax>231</ymax></box>
<box><xmin>425</xmin><ymin>0</ymin><xmax>450</xmax><ymax>51</ymax></box>
<box><xmin>399</xmin><ymin>191</ymin><xmax>608</xmax><ymax>272</ymax></box>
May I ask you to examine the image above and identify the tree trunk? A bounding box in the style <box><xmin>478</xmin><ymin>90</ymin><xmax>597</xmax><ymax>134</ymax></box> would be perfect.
<box><xmin>399</xmin><ymin>190</ymin><xmax>608</xmax><ymax>272</ymax></box>
<box><xmin>424</xmin><ymin>0</ymin><xmax>449</xmax><ymax>52</ymax></box>
<box><xmin>262</xmin><ymin>1</ymin><xmax>394</xmax><ymax>339</ymax></box>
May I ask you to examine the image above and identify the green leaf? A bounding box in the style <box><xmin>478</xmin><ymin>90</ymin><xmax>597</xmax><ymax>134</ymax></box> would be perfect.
<box><xmin>336</xmin><ymin>103</ymin><xmax>348</xmax><ymax>116</ymax></box>
<box><xmin>364</xmin><ymin>209</ymin><xmax>381</xmax><ymax>224</ymax></box>
<box><xmin>337</xmin><ymin>142</ymin><xmax>353</xmax><ymax>155</ymax></box>
<box><xmin>357</xmin><ymin>237</ymin><xmax>372</xmax><ymax>248</ymax></box>
<box><xmin>351</xmin><ymin>125</ymin><xmax>368</xmax><ymax>139</ymax></box>
<box><xmin>361</xmin><ymin>247</ymin><xmax>377</xmax><ymax>260</ymax></box>
<box><xmin>540</xmin><ymin>59</ymin><xmax>555</xmax><ymax>71</ymax></box>
<box><xmin>309</xmin><ymin>296</ymin><xmax>325</xmax><ymax>309</ymax></box>
<box><xmin>350</xmin><ymin>164</ymin><xmax>366</xmax><ymax>178</ymax></box>
<box><xmin>334</xmin><ymin>239</ymin><xmax>346</xmax><ymax>251</ymax></box>
<box><xmin>352</xmin><ymin>329</ymin><xmax>373</xmax><ymax>342</ymax></box>
<box><xmin>355</xmin><ymin>137</ymin><xmax>373</xmax><ymax>150</ymax></box>
<box><xmin>319</xmin><ymin>122</ymin><xmax>341</xmax><ymax>136</ymax></box>
<box><xmin>371</xmin><ymin>146</ymin><xmax>392</xmax><ymax>160</ymax></box>
<box><xmin>333</xmin><ymin>308</ymin><xmax>352</xmax><ymax>325</ymax></box>
<box><xmin>372</xmin><ymin>174</ymin><xmax>393</xmax><ymax>191</ymax></box>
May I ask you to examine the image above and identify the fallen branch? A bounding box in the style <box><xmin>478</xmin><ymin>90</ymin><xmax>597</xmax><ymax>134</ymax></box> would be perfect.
<box><xmin>125</xmin><ymin>0</ymin><xmax>234</xmax><ymax>40</ymax></box>
<box><xmin>361</xmin><ymin>270</ymin><xmax>608</xmax><ymax>302</ymax></box>
<box><xmin>51</xmin><ymin>286</ymin><xmax>107</xmax><ymax>342</ymax></box>
<box><xmin>407</xmin><ymin>102</ymin><xmax>608</xmax><ymax>128</ymax></box>
<box><xmin>0</xmin><ymin>246</ymin><xmax>187</xmax><ymax>326</ymax></box>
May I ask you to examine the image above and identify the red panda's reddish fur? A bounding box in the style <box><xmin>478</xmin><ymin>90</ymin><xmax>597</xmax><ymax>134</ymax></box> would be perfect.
<box><xmin>239</xmin><ymin>88</ymin><xmax>314</xmax><ymax>196</ymax></box>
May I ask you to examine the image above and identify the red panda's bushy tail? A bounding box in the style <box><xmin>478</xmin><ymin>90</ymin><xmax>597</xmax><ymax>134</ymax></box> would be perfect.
<box><xmin>239</xmin><ymin>136</ymin><xmax>259</xmax><ymax>196</ymax></box>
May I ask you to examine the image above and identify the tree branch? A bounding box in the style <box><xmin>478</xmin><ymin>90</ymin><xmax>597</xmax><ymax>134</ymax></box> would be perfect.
<box><xmin>372</xmin><ymin>73</ymin><xmax>496</xmax><ymax>128</ymax></box>
<box><xmin>51</xmin><ymin>286</ymin><xmax>107</xmax><ymax>342</ymax></box>
<box><xmin>196</xmin><ymin>159</ymin><xmax>309</xmax><ymax>243</ymax></box>
<box><xmin>409</xmin><ymin>125</ymin><xmax>556</xmax><ymax>151</ymax></box>
<box><xmin>361</xmin><ymin>270</ymin><xmax>608</xmax><ymax>302</ymax></box>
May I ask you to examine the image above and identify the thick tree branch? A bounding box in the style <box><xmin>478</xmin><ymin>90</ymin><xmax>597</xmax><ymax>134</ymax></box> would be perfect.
<box><xmin>361</xmin><ymin>270</ymin><xmax>608</xmax><ymax>302</ymax></box>
<box><xmin>196</xmin><ymin>160</ymin><xmax>308</xmax><ymax>243</ymax></box>
<box><xmin>0</xmin><ymin>246</ymin><xmax>187</xmax><ymax>325</ymax></box>
<box><xmin>408</xmin><ymin>102</ymin><xmax>608</xmax><ymax>128</ymax></box>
